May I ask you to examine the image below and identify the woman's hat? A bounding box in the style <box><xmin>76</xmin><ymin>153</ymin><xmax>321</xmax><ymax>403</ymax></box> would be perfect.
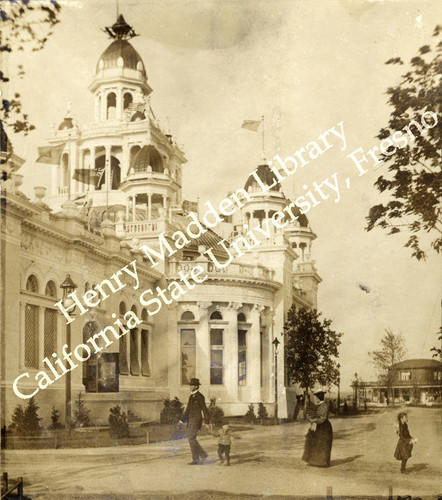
<box><xmin>189</xmin><ymin>378</ymin><xmax>201</xmax><ymax>386</ymax></box>
<box><xmin>313</xmin><ymin>390</ymin><xmax>325</xmax><ymax>398</ymax></box>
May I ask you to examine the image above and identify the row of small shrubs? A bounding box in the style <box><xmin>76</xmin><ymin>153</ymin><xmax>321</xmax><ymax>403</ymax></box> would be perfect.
<box><xmin>10</xmin><ymin>393</ymin><xmax>89</xmax><ymax>437</ymax></box>
<box><xmin>11</xmin><ymin>394</ymin><xmax>271</xmax><ymax>439</ymax></box>
<box><xmin>244</xmin><ymin>403</ymin><xmax>268</xmax><ymax>424</ymax></box>
<box><xmin>160</xmin><ymin>397</ymin><xmax>269</xmax><ymax>426</ymax></box>
<box><xmin>160</xmin><ymin>397</ymin><xmax>226</xmax><ymax>427</ymax></box>
<box><xmin>9</xmin><ymin>392</ymin><xmax>129</xmax><ymax>439</ymax></box>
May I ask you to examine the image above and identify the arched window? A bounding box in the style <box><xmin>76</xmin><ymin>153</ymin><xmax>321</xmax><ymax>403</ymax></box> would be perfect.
<box><xmin>111</xmin><ymin>157</ymin><xmax>121</xmax><ymax>190</ymax></box>
<box><xmin>129</xmin><ymin>145</ymin><xmax>141</xmax><ymax>170</ymax></box>
<box><xmin>45</xmin><ymin>280</ymin><xmax>57</xmax><ymax>298</ymax></box>
<box><xmin>181</xmin><ymin>311</ymin><xmax>195</xmax><ymax>321</ymax></box>
<box><xmin>123</xmin><ymin>92</ymin><xmax>133</xmax><ymax>110</ymax></box>
<box><xmin>210</xmin><ymin>311</ymin><xmax>223</xmax><ymax>321</ymax></box>
<box><xmin>106</xmin><ymin>92</ymin><xmax>116</xmax><ymax>120</ymax></box>
<box><xmin>237</xmin><ymin>312</ymin><xmax>247</xmax><ymax>322</ymax></box>
<box><xmin>131</xmin><ymin>305</ymin><xmax>138</xmax><ymax>316</ymax></box>
<box><xmin>26</xmin><ymin>275</ymin><xmax>39</xmax><ymax>294</ymax></box>
<box><xmin>119</xmin><ymin>302</ymin><xmax>127</xmax><ymax>316</ymax></box>
<box><xmin>141</xmin><ymin>308</ymin><xmax>148</xmax><ymax>321</ymax></box>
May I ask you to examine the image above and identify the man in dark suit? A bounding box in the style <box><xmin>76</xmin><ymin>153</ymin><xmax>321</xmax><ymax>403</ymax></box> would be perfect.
<box><xmin>180</xmin><ymin>378</ymin><xmax>210</xmax><ymax>465</ymax></box>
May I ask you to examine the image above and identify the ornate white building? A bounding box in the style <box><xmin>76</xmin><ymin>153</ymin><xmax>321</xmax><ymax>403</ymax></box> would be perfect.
<box><xmin>1</xmin><ymin>14</ymin><xmax>321</xmax><ymax>427</ymax></box>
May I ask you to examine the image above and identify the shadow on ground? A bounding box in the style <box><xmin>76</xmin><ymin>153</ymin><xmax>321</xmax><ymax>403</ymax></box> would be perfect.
<box><xmin>330</xmin><ymin>454</ymin><xmax>363</xmax><ymax>467</ymax></box>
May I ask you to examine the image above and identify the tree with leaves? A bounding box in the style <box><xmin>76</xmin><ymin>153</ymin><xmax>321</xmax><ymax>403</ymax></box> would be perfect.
<box><xmin>366</xmin><ymin>25</ymin><xmax>442</xmax><ymax>260</ymax></box>
<box><xmin>0</xmin><ymin>0</ymin><xmax>61</xmax><ymax>165</ymax></box>
<box><xmin>284</xmin><ymin>305</ymin><xmax>342</xmax><ymax>408</ymax></box>
<box><xmin>369</xmin><ymin>329</ymin><xmax>407</xmax><ymax>404</ymax></box>
<box><xmin>431</xmin><ymin>326</ymin><xmax>442</xmax><ymax>358</ymax></box>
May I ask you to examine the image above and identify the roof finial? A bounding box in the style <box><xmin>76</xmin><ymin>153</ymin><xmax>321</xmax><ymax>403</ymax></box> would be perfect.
<box><xmin>103</xmin><ymin>12</ymin><xmax>138</xmax><ymax>40</ymax></box>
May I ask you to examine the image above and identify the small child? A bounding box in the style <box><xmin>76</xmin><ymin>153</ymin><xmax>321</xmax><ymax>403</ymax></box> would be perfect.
<box><xmin>394</xmin><ymin>412</ymin><xmax>417</xmax><ymax>473</ymax></box>
<box><xmin>215</xmin><ymin>421</ymin><xmax>232</xmax><ymax>466</ymax></box>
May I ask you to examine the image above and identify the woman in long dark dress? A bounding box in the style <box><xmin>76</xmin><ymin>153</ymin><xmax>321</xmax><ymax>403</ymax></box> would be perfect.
<box><xmin>394</xmin><ymin>412</ymin><xmax>417</xmax><ymax>473</ymax></box>
<box><xmin>302</xmin><ymin>391</ymin><xmax>333</xmax><ymax>467</ymax></box>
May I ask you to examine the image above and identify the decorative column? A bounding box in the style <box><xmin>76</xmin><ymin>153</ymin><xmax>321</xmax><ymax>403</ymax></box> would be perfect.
<box><xmin>95</xmin><ymin>93</ymin><xmax>100</xmax><ymax>122</ymax></box>
<box><xmin>196</xmin><ymin>301</ymin><xmax>211</xmax><ymax>389</ymax></box>
<box><xmin>105</xmin><ymin>145</ymin><xmax>111</xmax><ymax>193</ymax></box>
<box><xmin>132</xmin><ymin>195</ymin><xmax>136</xmax><ymax>221</ymax></box>
<box><xmin>137</xmin><ymin>329</ymin><xmax>142</xmax><ymax>377</ymax></box>
<box><xmin>250</xmin><ymin>304</ymin><xmax>264</xmax><ymax>403</ymax></box>
<box><xmin>116</xmin><ymin>86</ymin><xmax>122</xmax><ymax>121</ymax></box>
<box><xmin>148</xmin><ymin>193</ymin><xmax>152</xmax><ymax>220</ymax></box>
<box><xmin>224</xmin><ymin>302</ymin><xmax>242</xmax><ymax>402</ymax></box>
<box><xmin>19</xmin><ymin>302</ymin><xmax>25</xmax><ymax>369</ymax></box>
<box><xmin>39</xmin><ymin>307</ymin><xmax>45</xmax><ymax>368</ymax></box>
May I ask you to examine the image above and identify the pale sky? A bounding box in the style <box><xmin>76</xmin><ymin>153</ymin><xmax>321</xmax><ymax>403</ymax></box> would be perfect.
<box><xmin>9</xmin><ymin>0</ymin><xmax>441</xmax><ymax>391</ymax></box>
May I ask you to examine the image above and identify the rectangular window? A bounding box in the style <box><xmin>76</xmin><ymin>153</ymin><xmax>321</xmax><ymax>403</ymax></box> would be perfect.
<box><xmin>44</xmin><ymin>308</ymin><xmax>57</xmax><ymax>359</ymax></box>
<box><xmin>25</xmin><ymin>304</ymin><xmax>39</xmax><ymax>368</ymax></box>
<box><xmin>238</xmin><ymin>330</ymin><xmax>247</xmax><ymax>386</ymax></box>
<box><xmin>141</xmin><ymin>329</ymin><xmax>151</xmax><ymax>376</ymax></box>
<box><xmin>400</xmin><ymin>371</ymin><xmax>411</xmax><ymax>381</ymax></box>
<box><xmin>181</xmin><ymin>329</ymin><xmax>196</xmax><ymax>385</ymax></box>
<box><xmin>130</xmin><ymin>329</ymin><xmax>140</xmax><ymax>376</ymax></box>
<box><xmin>210</xmin><ymin>328</ymin><xmax>223</xmax><ymax>385</ymax></box>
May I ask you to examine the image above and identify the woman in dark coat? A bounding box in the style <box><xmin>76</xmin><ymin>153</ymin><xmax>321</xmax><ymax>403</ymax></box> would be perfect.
<box><xmin>302</xmin><ymin>391</ymin><xmax>333</xmax><ymax>467</ymax></box>
<box><xmin>394</xmin><ymin>412</ymin><xmax>417</xmax><ymax>473</ymax></box>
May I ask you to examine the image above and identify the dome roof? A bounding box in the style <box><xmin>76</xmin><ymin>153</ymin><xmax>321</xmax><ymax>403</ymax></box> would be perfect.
<box><xmin>244</xmin><ymin>164</ymin><xmax>281</xmax><ymax>193</ymax></box>
<box><xmin>96</xmin><ymin>39</ymin><xmax>146</xmax><ymax>76</ymax></box>
<box><xmin>58</xmin><ymin>117</ymin><xmax>74</xmax><ymax>131</ymax></box>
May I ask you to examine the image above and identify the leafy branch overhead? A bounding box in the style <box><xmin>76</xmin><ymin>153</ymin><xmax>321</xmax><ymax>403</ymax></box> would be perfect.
<box><xmin>284</xmin><ymin>305</ymin><xmax>342</xmax><ymax>392</ymax></box>
<box><xmin>0</xmin><ymin>0</ymin><xmax>61</xmax><ymax>140</ymax></box>
<box><xmin>366</xmin><ymin>24</ymin><xmax>442</xmax><ymax>260</ymax></box>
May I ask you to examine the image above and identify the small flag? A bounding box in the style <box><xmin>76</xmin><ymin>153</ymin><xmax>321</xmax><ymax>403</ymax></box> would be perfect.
<box><xmin>241</xmin><ymin>119</ymin><xmax>261</xmax><ymax>132</ymax></box>
<box><xmin>37</xmin><ymin>143</ymin><xmax>66</xmax><ymax>164</ymax></box>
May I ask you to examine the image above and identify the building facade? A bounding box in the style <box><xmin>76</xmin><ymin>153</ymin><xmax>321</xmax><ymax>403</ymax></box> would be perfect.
<box><xmin>364</xmin><ymin>359</ymin><xmax>442</xmax><ymax>404</ymax></box>
<box><xmin>1</xmin><ymin>14</ymin><xmax>321</xmax><ymax>427</ymax></box>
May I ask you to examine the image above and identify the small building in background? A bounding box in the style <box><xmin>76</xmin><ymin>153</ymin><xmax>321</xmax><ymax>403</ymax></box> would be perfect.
<box><xmin>365</xmin><ymin>358</ymin><xmax>442</xmax><ymax>404</ymax></box>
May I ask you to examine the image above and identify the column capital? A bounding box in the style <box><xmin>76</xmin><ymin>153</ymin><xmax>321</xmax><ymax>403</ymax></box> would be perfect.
<box><xmin>253</xmin><ymin>304</ymin><xmax>266</xmax><ymax>313</ymax></box>
<box><xmin>228</xmin><ymin>302</ymin><xmax>242</xmax><ymax>310</ymax></box>
<box><xmin>197</xmin><ymin>301</ymin><xmax>212</xmax><ymax>310</ymax></box>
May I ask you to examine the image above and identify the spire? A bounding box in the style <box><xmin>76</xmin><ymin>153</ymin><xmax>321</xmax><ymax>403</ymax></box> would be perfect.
<box><xmin>103</xmin><ymin>13</ymin><xmax>138</xmax><ymax>40</ymax></box>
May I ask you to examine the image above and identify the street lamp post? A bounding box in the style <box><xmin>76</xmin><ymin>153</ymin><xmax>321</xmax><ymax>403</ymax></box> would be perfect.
<box><xmin>60</xmin><ymin>274</ymin><xmax>77</xmax><ymax>431</ymax></box>
<box><xmin>354</xmin><ymin>372</ymin><xmax>359</xmax><ymax>409</ymax></box>
<box><xmin>337</xmin><ymin>363</ymin><xmax>341</xmax><ymax>415</ymax></box>
<box><xmin>272</xmin><ymin>337</ymin><xmax>280</xmax><ymax>425</ymax></box>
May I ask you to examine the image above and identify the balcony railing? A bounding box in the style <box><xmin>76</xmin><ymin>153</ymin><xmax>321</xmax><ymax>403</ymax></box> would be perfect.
<box><xmin>169</xmin><ymin>259</ymin><xmax>275</xmax><ymax>281</ymax></box>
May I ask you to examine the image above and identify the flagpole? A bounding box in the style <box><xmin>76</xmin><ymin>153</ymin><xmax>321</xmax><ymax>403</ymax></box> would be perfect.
<box><xmin>261</xmin><ymin>115</ymin><xmax>265</xmax><ymax>162</ymax></box>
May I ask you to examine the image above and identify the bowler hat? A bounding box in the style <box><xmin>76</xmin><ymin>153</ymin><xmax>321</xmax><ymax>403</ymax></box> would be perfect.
<box><xmin>313</xmin><ymin>390</ymin><xmax>325</xmax><ymax>398</ymax></box>
<box><xmin>189</xmin><ymin>378</ymin><xmax>201</xmax><ymax>386</ymax></box>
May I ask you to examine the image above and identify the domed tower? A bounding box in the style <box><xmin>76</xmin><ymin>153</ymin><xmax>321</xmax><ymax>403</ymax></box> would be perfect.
<box><xmin>89</xmin><ymin>14</ymin><xmax>152</xmax><ymax>123</ymax></box>
<box><xmin>41</xmin><ymin>13</ymin><xmax>186</xmax><ymax>224</ymax></box>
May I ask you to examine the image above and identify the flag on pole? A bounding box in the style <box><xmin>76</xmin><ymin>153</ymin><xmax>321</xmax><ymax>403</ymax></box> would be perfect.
<box><xmin>241</xmin><ymin>119</ymin><xmax>261</xmax><ymax>132</ymax></box>
<box><xmin>37</xmin><ymin>143</ymin><xmax>66</xmax><ymax>164</ymax></box>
